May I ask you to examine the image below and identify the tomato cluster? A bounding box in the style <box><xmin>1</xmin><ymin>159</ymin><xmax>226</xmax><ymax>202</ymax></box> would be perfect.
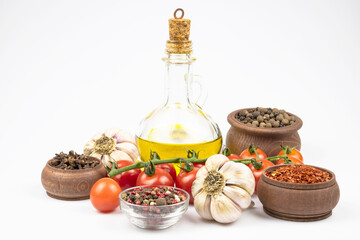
<box><xmin>227</xmin><ymin>145</ymin><xmax>304</xmax><ymax>192</ymax></box>
<box><xmin>90</xmin><ymin>145</ymin><xmax>304</xmax><ymax>212</ymax></box>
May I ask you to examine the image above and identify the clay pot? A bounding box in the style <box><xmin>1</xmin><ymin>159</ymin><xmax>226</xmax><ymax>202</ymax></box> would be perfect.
<box><xmin>41</xmin><ymin>157</ymin><xmax>107</xmax><ymax>200</ymax></box>
<box><xmin>226</xmin><ymin>108</ymin><xmax>303</xmax><ymax>156</ymax></box>
<box><xmin>257</xmin><ymin>165</ymin><xmax>340</xmax><ymax>221</ymax></box>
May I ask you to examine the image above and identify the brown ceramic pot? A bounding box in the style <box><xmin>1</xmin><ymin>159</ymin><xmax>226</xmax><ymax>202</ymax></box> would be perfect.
<box><xmin>41</xmin><ymin>157</ymin><xmax>107</xmax><ymax>200</ymax></box>
<box><xmin>257</xmin><ymin>164</ymin><xmax>340</xmax><ymax>222</ymax></box>
<box><xmin>226</xmin><ymin>108</ymin><xmax>303</xmax><ymax>157</ymax></box>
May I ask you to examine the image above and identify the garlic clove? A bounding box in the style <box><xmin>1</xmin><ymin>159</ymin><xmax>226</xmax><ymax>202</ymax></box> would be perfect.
<box><xmin>219</xmin><ymin>161</ymin><xmax>255</xmax><ymax>195</ymax></box>
<box><xmin>90</xmin><ymin>152</ymin><xmax>102</xmax><ymax>161</ymax></box>
<box><xmin>101</xmin><ymin>154</ymin><xmax>112</xmax><ymax>168</ymax></box>
<box><xmin>223</xmin><ymin>185</ymin><xmax>252</xmax><ymax>209</ymax></box>
<box><xmin>83</xmin><ymin>140</ymin><xmax>95</xmax><ymax>155</ymax></box>
<box><xmin>191</xmin><ymin>166</ymin><xmax>208</xmax><ymax>197</ymax></box>
<box><xmin>225</xmin><ymin>177</ymin><xmax>255</xmax><ymax>196</ymax></box>
<box><xmin>113</xmin><ymin>129</ymin><xmax>136</xmax><ymax>145</ymax></box>
<box><xmin>210</xmin><ymin>193</ymin><xmax>242</xmax><ymax>224</ymax></box>
<box><xmin>205</xmin><ymin>154</ymin><xmax>229</xmax><ymax>172</ymax></box>
<box><xmin>219</xmin><ymin>161</ymin><xmax>254</xmax><ymax>183</ymax></box>
<box><xmin>104</xmin><ymin>128</ymin><xmax>120</xmax><ymax>138</ymax></box>
<box><xmin>92</xmin><ymin>132</ymin><xmax>103</xmax><ymax>141</ymax></box>
<box><xmin>194</xmin><ymin>190</ymin><xmax>213</xmax><ymax>220</ymax></box>
<box><xmin>110</xmin><ymin>150</ymin><xmax>133</xmax><ymax>162</ymax></box>
<box><xmin>116</xmin><ymin>142</ymin><xmax>139</xmax><ymax>161</ymax></box>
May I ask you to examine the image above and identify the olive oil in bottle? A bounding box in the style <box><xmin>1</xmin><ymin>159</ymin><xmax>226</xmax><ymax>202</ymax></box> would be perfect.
<box><xmin>136</xmin><ymin>9</ymin><xmax>222</xmax><ymax>172</ymax></box>
<box><xmin>136</xmin><ymin>137</ymin><xmax>222</xmax><ymax>173</ymax></box>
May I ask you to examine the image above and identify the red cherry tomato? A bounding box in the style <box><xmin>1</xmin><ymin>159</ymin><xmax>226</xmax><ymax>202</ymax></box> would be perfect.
<box><xmin>155</xmin><ymin>163</ymin><xmax>177</xmax><ymax>181</ymax></box>
<box><xmin>276</xmin><ymin>156</ymin><xmax>304</xmax><ymax>165</ymax></box>
<box><xmin>90</xmin><ymin>178</ymin><xmax>121</xmax><ymax>213</ymax></box>
<box><xmin>249</xmin><ymin>159</ymin><xmax>274</xmax><ymax>193</ymax></box>
<box><xmin>136</xmin><ymin>168</ymin><xmax>174</xmax><ymax>186</ymax></box>
<box><xmin>192</xmin><ymin>162</ymin><xmax>205</xmax><ymax>168</ymax></box>
<box><xmin>227</xmin><ymin>154</ymin><xmax>241</xmax><ymax>160</ymax></box>
<box><xmin>111</xmin><ymin>160</ymin><xmax>141</xmax><ymax>190</ymax></box>
<box><xmin>175</xmin><ymin>167</ymin><xmax>200</xmax><ymax>204</ymax></box>
<box><xmin>239</xmin><ymin>146</ymin><xmax>267</xmax><ymax>160</ymax></box>
<box><xmin>278</xmin><ymin>148</ymin><xmax>303</xmax><ymax>161</ymax></box>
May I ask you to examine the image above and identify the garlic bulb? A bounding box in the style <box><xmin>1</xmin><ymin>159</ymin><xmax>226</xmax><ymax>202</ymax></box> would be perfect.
<box><xmin>83</xmin><ymin>128</ymin><xmax>139</xmax><ymax>167</ymax></box>
<box><xmin>192</xmin><ymin>154</ymin><xmax>255</xmax><ymax>223</ymax></box>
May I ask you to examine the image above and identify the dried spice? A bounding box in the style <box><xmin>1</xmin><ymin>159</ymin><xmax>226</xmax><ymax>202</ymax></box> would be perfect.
<box><xmin>121</xmin><ymin>186</ymin><xmax>187</xmax><ymax>206</ymax></box>
<box><xmin>265</xmin><ymin>165</ymin><xmax>331</xmax><ymax>184</ymax></box>
<box><xmin>121</xmin><ymin>186</ymin><xmax>188</xmax><ymax>227</ymax></box>
<box><xmin>235</xmin><ymin>107</ymin><xmax>296</xmax><ymax>128</ymax></box>
<box><xmin>49</xmin><ymin>150</ymin><xmax>99</xmax><ymax>170</ymax></box>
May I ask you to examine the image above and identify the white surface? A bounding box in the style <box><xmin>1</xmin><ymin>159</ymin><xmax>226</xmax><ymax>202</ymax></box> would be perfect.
<box><xmin>0</xmin><ymin>0</ymin><xmax>359</xmax><ymax>239</ymax></box>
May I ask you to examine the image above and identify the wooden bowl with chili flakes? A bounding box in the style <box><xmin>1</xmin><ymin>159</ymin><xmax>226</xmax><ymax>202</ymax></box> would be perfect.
<box><xmin>257</xmin><ymin>164</ymin><xmax>340</xmax><ymax>222</ymax></box>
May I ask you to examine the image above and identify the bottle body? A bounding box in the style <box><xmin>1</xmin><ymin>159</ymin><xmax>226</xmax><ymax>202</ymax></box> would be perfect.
<box><xmin>136</xmin><ymin>53</ymin><xmax>222</xmax><ymax>172</ymax></box>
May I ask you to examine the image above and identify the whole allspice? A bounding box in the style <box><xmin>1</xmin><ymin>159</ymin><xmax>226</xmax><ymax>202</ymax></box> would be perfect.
<box><xmin>235</xmin><ymin>107</ymin><xmax>296</xmax><ymax>128</ymax></box>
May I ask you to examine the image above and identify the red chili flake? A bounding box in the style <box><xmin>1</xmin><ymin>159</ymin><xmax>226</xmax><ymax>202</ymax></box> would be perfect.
<box><xmin>265</xmin><ymin>165</ymin><xmax>331</xmax><ymax>184</ymax></box>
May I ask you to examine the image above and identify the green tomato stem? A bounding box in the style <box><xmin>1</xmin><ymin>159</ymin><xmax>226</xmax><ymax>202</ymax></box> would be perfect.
<box><xmin>107</xmin><ymin>157</ymin><xmax>255</xmax><ymax>178</ymax></box>
<box><xmin>266</xmin><ymin>153</ymin><xmax>289</xmax><ymax>162</ymax></box>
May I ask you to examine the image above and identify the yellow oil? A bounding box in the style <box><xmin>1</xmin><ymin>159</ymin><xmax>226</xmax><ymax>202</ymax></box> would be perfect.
<box><xmin>136</xmin><ymin>137</ymin><xmax>223</xmax><ymax>174</ymax></box>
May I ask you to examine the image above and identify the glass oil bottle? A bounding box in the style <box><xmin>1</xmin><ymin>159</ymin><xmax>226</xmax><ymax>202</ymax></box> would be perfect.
<box><xmin>136</xmin><ymin>9</ymin><xmax>222</xmax><ymax>172</ymax></box>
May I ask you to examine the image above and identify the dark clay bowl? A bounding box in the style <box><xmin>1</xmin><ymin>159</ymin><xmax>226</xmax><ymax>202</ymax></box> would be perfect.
<box><xmin>257</xmin><ymin>164</ymin><xmax>340</xmax><ymax>222</ymax></box>
<box><xmin>41</xmin><ymin>157</ymin><xmax>107</xmax><ymax>200</ymax></box>
<box><xmin>226</xmin><ymin>108</ymin><xmax>303</xmax><ymax>156</ymax></box>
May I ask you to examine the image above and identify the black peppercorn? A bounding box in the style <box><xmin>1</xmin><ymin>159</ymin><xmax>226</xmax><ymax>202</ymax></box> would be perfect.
<box><xmin>129</xmin><ymin>194</ymin><xmax>136</xmax><ymax>201</ymax></box>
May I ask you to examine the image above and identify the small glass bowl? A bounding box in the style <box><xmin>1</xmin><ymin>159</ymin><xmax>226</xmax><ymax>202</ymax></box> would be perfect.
<box><xmin>119</xmin><ymin>185</ymin><xmax>189</xmax><ymax>229</ymax></box>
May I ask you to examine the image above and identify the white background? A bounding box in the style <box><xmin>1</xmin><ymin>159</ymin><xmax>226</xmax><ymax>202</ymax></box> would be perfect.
<box><xmin>0</xmin><ymin>0</ymin><xmax>359</xmax><ymax>239</ymax></box>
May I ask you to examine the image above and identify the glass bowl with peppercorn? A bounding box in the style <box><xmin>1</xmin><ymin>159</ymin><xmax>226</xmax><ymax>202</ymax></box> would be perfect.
<box><xmin>257</xmin><ymin>164</ymin><xmax>340</xmax><ymax>222</ymax></box>
<box><xmin>119</xmin><ymin>185</ymin><xmax>189</xmax><ymax>229</ymax></box>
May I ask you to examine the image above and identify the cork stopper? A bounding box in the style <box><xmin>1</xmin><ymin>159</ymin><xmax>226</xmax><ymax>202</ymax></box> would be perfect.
<box><xmin>169</xmin><ymin>8</ymin><xmax>191</xmax><ymax>41</ymax></box>
<box><xmin>166</xmin><ymin>8</ymin><xmax>192</xmax><ymax>54</ymax></box>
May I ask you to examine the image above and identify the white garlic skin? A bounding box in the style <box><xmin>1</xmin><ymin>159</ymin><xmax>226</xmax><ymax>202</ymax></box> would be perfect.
<box><xmin>192</xmin><ymin>154</ymin><xmax>255</xmax><ymax>224</ymax></box>
<box><xmin>83</xmin><ymin>128</ymin><xmax>139</xmax><ymax>167</ymax></box>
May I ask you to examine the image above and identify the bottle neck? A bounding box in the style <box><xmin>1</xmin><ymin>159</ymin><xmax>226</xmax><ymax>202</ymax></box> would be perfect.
<box><xmin>163</xmin><ymin>53</ymin><xmax>195</xmax><ymax>105</ymax></box>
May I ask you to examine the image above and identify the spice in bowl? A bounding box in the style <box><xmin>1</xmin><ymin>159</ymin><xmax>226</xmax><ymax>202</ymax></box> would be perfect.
<box><xmin>49</xmin><ymin>150</ymin><xmax>100</xmax><ymax>170</ymax></box>
<box><xmin>235</xmin><ymin>107</ymin><xmax>296</xmax><ymax>128</ymax></box>
<box><xmin>120</xmin><ymin>186</ymin><xmax>187</xmax><ymax>206</ymax></box>
<box><xmin>120</xmin><ymin>186</ymin><xmax>189</xmax><ymax>229</ymax></box>
<box><xmin>265</xmin><ymin>165</ymin><xmax>332</xmax><ymax>184</ymax></box>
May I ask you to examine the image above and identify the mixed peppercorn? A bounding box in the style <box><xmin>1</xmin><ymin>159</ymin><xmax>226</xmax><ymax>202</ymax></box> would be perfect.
<box><xmin>235</xmin><ymin>107</ymin><xmax>296</xmax><ymax>128</ymax></box>
<box><xmin>265</xmin><ymin>165</ymin><xmax>332</xmax><ymax>184</ymax></box>
<box><xmin>121</xmin><ymin>186</ymin><xmax>187</xmax><ymax>206</ymax></box>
